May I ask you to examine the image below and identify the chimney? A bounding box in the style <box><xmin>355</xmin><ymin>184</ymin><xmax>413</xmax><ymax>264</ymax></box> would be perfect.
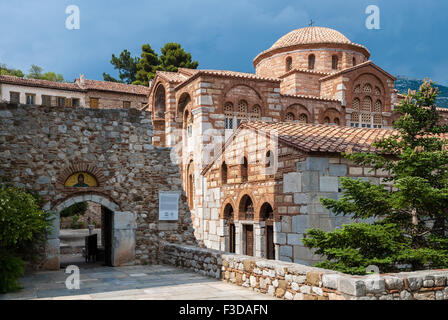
<box><xmin>79</xmin><ymin>74</ymin><xmax>85</xmax><ymax>86</ymax></box>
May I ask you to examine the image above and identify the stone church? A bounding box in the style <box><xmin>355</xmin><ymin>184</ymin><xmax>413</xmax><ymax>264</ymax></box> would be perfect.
<box><xmin>145</xmin><ymin>26</ymin><xmax>448</xmax><ymax>265</ymax></box>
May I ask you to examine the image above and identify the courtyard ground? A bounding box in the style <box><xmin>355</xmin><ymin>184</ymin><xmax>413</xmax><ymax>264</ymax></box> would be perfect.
<box><xmin>0</xmin><ymin>265</ymin><xmax>278</xmax><ymax>300</ymax></box>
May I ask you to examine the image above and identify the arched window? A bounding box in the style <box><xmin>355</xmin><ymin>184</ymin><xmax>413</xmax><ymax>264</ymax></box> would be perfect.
<box><xmin>285</xmin><ymin>112</ymin><xmax>295</xmax><ymax>122</ymax></box>
<box><xmin>334</xmin><ymin>117</ymin><xmax>340</xmax><ymax>125</ymax></box>
<box><xmin>265</xmin><ymin>150</ymin><xmax>272</xmax><ymax>168</ymax></box>
<box><xmin>353</xmin><ymin>57</ymin><xmax>357</xmax><ymax>66</ymax></box>
<box><xmin>224</xmin><ymin>102</ymin><xmax>234</xmax><ymax>130</ymax></box>
<box><xmin>251</xmin><ymin>105</ymin><xmax>261</xmax><ymax>119</ymax></box>
<box><xmin>154</xmin><ymin>84</ymin><xmax>166</xmax><ymax>118</ymax></box>
<box><xmin>354</xmin><ymin>85</ymin><xmax>361</xmax><ymax>93</ymax></box>
<box><xmin>298</xmin><ymin>114</ymin><xmax>307</xmax><ymax>123</ymax></box>
<box><xmin>223</xmin><ymin>203</ymin><xmax>235</xmax><ymax>253</ymax></box>
<box><xmin>363</xmin><ymin>84</ymin><xmax>372</xmax><ymax>93</ymax></box>
<box><xmin>221</xmin><ymin>162</ymin><xmax>228</xmax><ymax>184</ymax></box>
<box><xmin>239</xmin><ymin>195</ymin><xmax>254</xmax><ymax>220</ymax></box>
<box><xmin>236</xmin><ymin>100</ymin><xmax>248</xmax><ymax>128</ymax></box>
<box><xmin>332</xmin><ymin>55</ymin><xmax>339</xmax><ymax>70</ymax></box>
<box><xmin>308</xmin><ymin>54</ymin><xmax>315</xmax><ymax>70</ymax></box>
<box><xmin>362</xmin><ymin>96</ymin><xmax>372</xmax><ymax>112</ymax></box>
<box><xmin>375</xmin><ymin>87</ymin><xmax>381</xmax><ymax>95</ymax></box>
<box><xmin>323</xmin><ymin>117</ymin><xmax>330</xmax><ymax>124</ymax></box>
<box><xmin>187</xmin><ymin>113</ymin><xmax>193</xmax><ymax>138</ymax></box>
<box><xmin>285</xmin><ymin>56</ymin><xmax>292</xmax><ymax>71</ymax></box>
<box><xmin>260</xmin><ymin>202</ymin><xmax>275</xmax><ymax>259</ymax></box>
<box><xmin>241</xmin><ymin>157</ymin><xmax>248</xmax><ymax>182</ymax></box>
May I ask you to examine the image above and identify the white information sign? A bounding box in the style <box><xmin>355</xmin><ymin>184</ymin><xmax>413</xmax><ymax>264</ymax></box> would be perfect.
<box><xmin>159</xmin><ymin>192</ymin><xmax>179</xmax><ymax>221</ymax></box>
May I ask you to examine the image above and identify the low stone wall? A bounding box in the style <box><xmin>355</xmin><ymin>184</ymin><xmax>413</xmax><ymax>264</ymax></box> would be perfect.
<box><xmin>161</xmin><ymin>242</ymin><xmax>448</xmax><ymax>300</ymax></box>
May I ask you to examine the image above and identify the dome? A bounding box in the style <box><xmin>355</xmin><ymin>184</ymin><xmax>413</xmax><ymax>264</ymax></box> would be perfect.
<box><xmin>270</xmin><ymin>26</ymin><xmax>352</xmax><ymax>50</ymax></box>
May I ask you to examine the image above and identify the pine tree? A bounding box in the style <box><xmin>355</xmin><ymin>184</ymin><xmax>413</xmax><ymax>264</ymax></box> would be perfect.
<box><xmin>303</xmin><ymin>80</ymin><xmax>448</xmax><ymax>274</ymax></box>
<box><xmin>133</xmin><ymin>44</ymin><xmax>159</xmax><ymax>87</ymax></box>
<box><xmin>158</xmin><ymin>43</ymin><xmax>198</xmax><ymax>73</ymax></box>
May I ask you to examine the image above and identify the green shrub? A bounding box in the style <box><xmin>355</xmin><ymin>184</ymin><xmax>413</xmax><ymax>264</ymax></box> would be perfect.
<box><xmin>0</xmin><ymin>184</ymin><xmax>51</xmax><ymax>293</ymax></box>
<box><xmin>0</xmin><ymin>250</ymin><xmax>25</xmax><ymax>293</ymax></box>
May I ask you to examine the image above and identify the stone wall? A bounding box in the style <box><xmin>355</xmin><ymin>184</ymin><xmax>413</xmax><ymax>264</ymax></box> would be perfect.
<box><xmin>161</xmin><ymin>242</ymin><xmax>448</xmax><ymax>300</ymax></box>
<box><xmin>0</xmin><ymin>102</ymin><xmax>195</xmax><ymax>269</ymax></box>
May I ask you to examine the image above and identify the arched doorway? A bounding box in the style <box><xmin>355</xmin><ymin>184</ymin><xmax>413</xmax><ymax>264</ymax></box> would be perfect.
<box><xmin>260</xmin><ymin>202</ymin><xmax>275</xmax><ymax>260</ymax></box>
<box><xmin>223</xmin><ymin>203</ymin><xmax>235</xmax><ymax>253</ymax></box>
<box><xmin>239</xmin><ymin>195</ymin><xmax>254</xmax><ymax>256</ymax></box>
<box><xmin>44</xmin><ymin>194</ymin><xmax>135</xmax><ymax>270</ymax></box>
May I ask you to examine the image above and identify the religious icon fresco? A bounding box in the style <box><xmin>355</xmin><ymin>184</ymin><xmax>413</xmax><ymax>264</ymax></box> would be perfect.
<box><xmin>64</xmin><ymin>172</ymin><xmax>98</xmax><ymax>187</ymax></box>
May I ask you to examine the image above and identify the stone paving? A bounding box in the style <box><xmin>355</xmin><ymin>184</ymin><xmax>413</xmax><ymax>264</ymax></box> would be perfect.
<box><xmin>0</xmin><ymin>265</ymin><xmax>278</xmax><ymax>300</ymax></box>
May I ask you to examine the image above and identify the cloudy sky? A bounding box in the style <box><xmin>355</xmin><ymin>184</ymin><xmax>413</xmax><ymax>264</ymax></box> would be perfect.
<box><xmin>0</xmin><ymin>0</ymin><xmax>447</xmax><ymax>85</ymax></box>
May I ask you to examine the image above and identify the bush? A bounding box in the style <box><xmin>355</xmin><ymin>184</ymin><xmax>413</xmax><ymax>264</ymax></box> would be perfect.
<box><xmin>0</xmin><ymin>250</ymin><xmax>25</xmax><ymax>293</ymax></box>
<box><xmin>0</xmin><ymin>184</ymin><xmax>51</xmax><ymax>293</ymax></box>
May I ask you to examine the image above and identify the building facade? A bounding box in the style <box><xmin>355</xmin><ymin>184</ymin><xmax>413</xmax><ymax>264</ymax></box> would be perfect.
<box><xmin>0</xmin><ymin>74</ymin><xmax>149</xmax><ymax>109</ymax></box>
<box><xmin>145</xmin><ymin>26</ymin><xmax>448</xmax><ymax>264</ymax></box>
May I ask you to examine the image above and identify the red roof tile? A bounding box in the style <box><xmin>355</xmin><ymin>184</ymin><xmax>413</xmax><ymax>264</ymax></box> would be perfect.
<box><xmin>0</xmin><ymin>75</ymin><xmax>83</xmax><ymax>92</ymax></box>
<box><xmin>76</xmin><ymin>78</ymin><xmax>149</xmax><ymax>95</ymax></box>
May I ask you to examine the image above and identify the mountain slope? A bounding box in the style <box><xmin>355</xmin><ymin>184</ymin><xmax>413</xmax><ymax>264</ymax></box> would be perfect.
<box><xmin>395</xmin><ymin>76</ymin><xmax>448</xmax><ymax>108</ymax></box>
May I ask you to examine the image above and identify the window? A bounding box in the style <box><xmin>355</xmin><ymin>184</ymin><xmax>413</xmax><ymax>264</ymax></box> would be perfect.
<box><xmin>42</xmin><ymin>95</ymin><xmax>52</xmax><ymax>106</ymax></box>
<box><xmin>57</xmin><ymin>97</ymin><xmax>65</xmax><ymax>107</ymax></box>
<box><xmin>241</xmin><ymin>157</ymin><xmax>248</xmax><ymax>182</ymax></box>
<box><xmin>10</xmin><ymin>92</ymin><xmax>20</xmax><ymax>104</ymax></box>
<box><xmin>298</xmin><ymin>114</ymin><xmax>307</xmax><ymax>123</ymax></box>
<box><xmin>123</xmin><ymin>101</ymin><xmax>131</xmax><ymax>108</ymax></box>
<box><xmin>225</xmin><ymin>117</ymin><xmax>234</xmax><ymax>130</ymax></box>
<box><xmin>72</xmin><ymin>98</ymin><xmax>80</xmax><ymax>107</ymax></box>
<box><xmin>363</xmin><ymin>84</ymin><xmax>372</xmax><ymax>93</ymax></box>
<box><xmin>323</xmin><ymin>117</ymin><xmax>330</xmax><ymax>124</ymax></box>
<box><xmin>332</xmin><ymin>55</ymin><xmax>339</xmax><ymax>70</ymax></box>
<box><xmin>375</xmin><ymin>87</ymin><xmax>381</xmax><ymax>96</ymax></box>
<box><xmin>251</xmin><ymin>105</ymin><xmax>261</xmax><ymax>119</ymax></box>
<box><xmin>26</xmin><ymin>94</ymin><xmax>35</xmax><ymax>105</ymax></box>
<box><xmin>308</xmin><ymin>54</ymin><xmax>315</xmax><ymax>70</ymax></box>
<box><xmin>187</xmin><ymin>114</ymin><xmax>193</xmax><ymax>138</ymax></box>
<box><xmin>334</xmin><ymin>118</ymin><xmax>340</xmax><ymax>125</ymax></box>
<box><xmin>238</xmin><ymin>100</ymin><xmax>248</xmax><ymax>113</ymax></box>
<box><xmin>90</xmin><ymin>98</ymin><xmax>99</xmax><ymax>109</ymax></box>
<box><xmin>285</xmin><ymin>56</ymin><xmax>292</xmax><ymax>71</ymax></box>
<box><xmin>353</xmin><ymin>57</ymin><xmax>357</xmax><ymax>66</ymax></box>
<box><xmin>285</xmin><ymin>113</ymin><xmax>295</xmax><ymax>122</ymax></box>
<box><xmin>64</xmin><ymin>98</ymin><xmax>73</xmax><ymax>107</ymax></box>
<box><xmin>221</xmin><ymin>162</ymin><xmax>228</xmax><ymax>184</ymax></box>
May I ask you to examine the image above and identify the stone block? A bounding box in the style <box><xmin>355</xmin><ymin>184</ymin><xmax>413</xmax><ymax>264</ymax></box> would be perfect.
<box><xmin>292</xmin><ymin>215</ymin><xmax>309</xmax><ymax>234</ymax></box>
<box><xmin>305</xmin><ymin>157</ymin><xmax>329</xmax><ymax>171</ymax></box>
<box><xmin>283</xmin><ymin>172</ymin><xmax>301</xmax><ymax>193</ymax></box>
<box><xmin>287</xmin><ymin>233</ymin><xmax>302</xmax><ymax>245</ymax></box>
<box><xmin>337</xmin><ymin>277</ymin><xmax>366</xmax><ymax>297</ymax></box>
<box><xmin>293</xmin><ymin>193</ymin><xmax>311</xmax><ymax>204</ymax></box>
<box><xmin>329</xmin><ymin>164</ymin><xmax>347</xmax><ymax>176</ymax></box>
<box><xmin>281</xmin><ymin>215</ymin><xmax>292</xmax><ymax>233</ymax></box>
<box><xmin>301</xmin><ymin>171</ymin><xmax>319</xmax><ymax>192</ymax></box>
<box><xmin>319</xmin><ymin>176</ymin><xmax>339</xmax><ymax>192</ymax></box>
<box><xmin>274</xmin><ymin>232</ymin><xmax>286</xmax><ymax>245</ymax></box>
<box><xmin>279</xmin><ymin>245</ymin><xmax>292</xmax><ymax>257</ymax></box>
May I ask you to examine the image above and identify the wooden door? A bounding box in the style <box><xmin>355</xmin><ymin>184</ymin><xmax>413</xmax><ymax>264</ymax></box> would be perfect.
<box><xmin>266</xmin><ymin>226</ymin><xmax>275</xmax><ymax>260</ymax></box>
<box><xmin>245</xmin><ymin>225</ymin><xmax>254</xmax><ymax>256</ymax></box>
<box><xmin>229</xmin><ymin>223</ymin><xmax>236</xmax><ymax>253</ymax></box>
<box><xmin>90</xmin><ymin>98</ymin><xmax>99</xmax><ymax>109</ymax></box>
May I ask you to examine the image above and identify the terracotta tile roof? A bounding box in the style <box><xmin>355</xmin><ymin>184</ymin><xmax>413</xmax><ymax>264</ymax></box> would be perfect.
<box><xmin>280</xmin><ymin>93</ymin><xmax>341</xmax><ymax>103</ymax></box>
<box><xmin>0</xmin><ymin>75</ymin><xmax>84</xmax><ymax>92</ymax></box>
<box><xmin>156</xmin><ymin>71</ymin><xmax>191</xmax><ymax>83</ymax></box>
<box><xmin>254</xmin><ymin>27</ymin><xmax>370</xmax><ymax>66</ymax></box>
<box><xmin>319</xmin><ymin>61</ymin><xmax>397</xmax><ymax>81</ymax></box>
<box><xmin>279</xmin><ymin>68</ymin><xmax>331</xmax><ymax>78</ymax></box>
<box><xmin>272</xmin><ymin>27</ymin><xmax>353</xmax><ymax>49</ymax></box>
<box><xmin>76</xmin><ymin>78</ymin><xmax>149</xmax><ymax>95</ymax></box>
<box><xmin>242</xmin><ymin>121</ymin><xmax>396</xmax><ymax>154</ymax></box>
<box><xmin>175</xmin><ymin>69</ymin><xmax>281</xmax><ymax>90</ymax></box>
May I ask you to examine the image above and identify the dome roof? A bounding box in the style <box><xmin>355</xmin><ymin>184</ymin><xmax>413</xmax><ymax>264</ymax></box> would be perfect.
<box><xmin>270</xmin><ymin>26</ymin><xmax>352</xmax><ymax>50</ymax></box>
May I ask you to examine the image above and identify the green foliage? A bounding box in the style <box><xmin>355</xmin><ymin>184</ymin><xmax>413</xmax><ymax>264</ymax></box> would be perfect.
<box><xmin>0</xmin><ymin>184</ymin><xmax>51</xmax><ymax>293</ymax></box>
<box><xmin>103</xmin><ymin>49</ymin><xmax>139</xmax><ymax>84</ymax></box>
<box><xmin>60</xmin><ymin>201</ymin><xmax>87</xmax><ymax>218</ymax></box>
<box><xmin>26</xmin><ymin>65</ymin><xmax>64</xmax><ymax>82</ymax></box>
<box><xmin>134</xmin><ymin>44</ymin><xmax>159</xmax><ymax>87</ymax></box>
<box><xmin>105</xmin><ymin>42</ymin><xmax>199</xmax><ymax>87</ymax></box>
<box><xmin>304</xmin><ymin>80</ymin><xmax>448</xmax><ymax>274</ymax></box>
<box><xmin>0</xmin><ymin>63</ymin><xmax>24</xmax><ymax>77</ymax></box>
<box><xmin>158</xmin><ymin>43</ymin><xmax>199</xmax><ymax>73</ymax></box>
<box><xmin>70</xmin><ymin>215</ymin><xmax>86</xmax><ymax>229</ymax></box>
<box><xmin>0</xmin><ymin>250</ymin><xmax>25</xmax><ymax>293</ymax></box>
